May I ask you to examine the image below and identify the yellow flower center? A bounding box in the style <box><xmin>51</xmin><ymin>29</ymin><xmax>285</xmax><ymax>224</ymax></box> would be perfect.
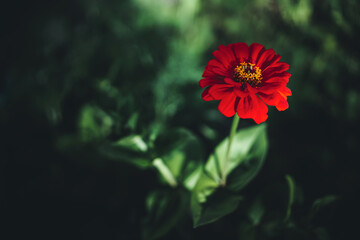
<box><xmin>233</xmin><ymin>62</ymin><xmax>263</xmax><ymax>87</ymax></box>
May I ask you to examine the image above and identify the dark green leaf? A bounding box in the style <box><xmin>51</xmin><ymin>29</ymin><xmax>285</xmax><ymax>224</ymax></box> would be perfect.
<box><xmin>311</xmin><ymin>195</ymin><xmax>340</xmax><ymax>218</ymax></box>
<box><xmin>248</xmin><ymin>197</ymin><xmax>265</xmax><ymax>225</ymax></box>
<box><xmin>285</xmin><ymin>174</ymin><xmax>295</xmax><ymax>222</ymax></box>
<box><xmin>142</xmin><ymin>190</ymin><xmax>189</xmax><ymax>240</ymax></box>
<box><xmin>191</xmin><ymin>185</ymin><xmax>243</xmax><ymax>227</ymax></box>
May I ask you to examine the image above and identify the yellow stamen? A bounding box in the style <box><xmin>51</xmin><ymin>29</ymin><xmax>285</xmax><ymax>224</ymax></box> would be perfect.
<box><xmin>233</xmin><ymin>62</ymin><xmax>263</xmax><ymax>87</ymax></box>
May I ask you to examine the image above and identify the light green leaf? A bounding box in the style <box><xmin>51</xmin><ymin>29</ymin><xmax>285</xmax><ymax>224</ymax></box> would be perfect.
<box><xmin>205</xmin><ymin>124</ymin><xmax>268</xmax><ymax>190</ymax></box>
<box><xmin>98</xmin><ymin>135</ymin><xmax>151</xmax><ymax>169</ymax></box>
<box><xmin>152</xmin><ymin>158</ymin><xmax>178</xmax><ymax>187</ymax></box>
<box><xmin>113</xmin><ymin>134</ymin><xmax>148</xmax><ymax>152</ymax></box>
<box><xmin>78</xmin><ymin>105</ymin><xmax>113</xmax><ymax>142</ymax></box>
<box><xmin>191</xmin><ymin>124</ymin><xmax>268</xmax><ymax>227</ymax></box>
<box><xmin>154</xmin><ymin>128</ymin><xmax>204</xmax><ymax>190</ymax></box>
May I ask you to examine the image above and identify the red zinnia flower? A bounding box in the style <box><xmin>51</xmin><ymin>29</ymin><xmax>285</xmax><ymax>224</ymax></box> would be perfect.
<box><xmin>200</xmin><ymin>43</ymin><xmax>291</xmax><ymax>124</ymax></box>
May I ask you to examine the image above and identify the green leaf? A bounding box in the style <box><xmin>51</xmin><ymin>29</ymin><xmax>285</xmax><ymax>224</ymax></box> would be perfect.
<box><xmin>142</xmin><ymin>190</ymin><xmax>189</xmax><ymax>240</ymax></box>
<box><xmin>248</xmin><ymin>197</ymin><xmax>265</xmax><ymax>225</ymax></box>
<box><xmin>152</xmin><ymin>158</ymin><xmax>178</xmax><ymax>187</ymax></box>
<box><xmin>98</xmin><ymin>135</ymin><xmax>151</xmax><ymax>169</ymax></box>
<box><xmin>154</xmin><ymin>128</ymin><xmax>204</xmax><ymax>190</ymax></box>
<box><xmin>191</xmin><ymin>124</ymin><xmax>268</xmax><ymax>227</ymax></box>
<box><xmin>206</xmin><ymin>124</ymin><xmax>268</xmax><ymax>191</ymax></box>
<box><xmin>78</xmin><ymin>105</ymin><xmax>113</xmax><ymax>142</ymax></box>
<box><xmin>285</xmin><ymin>174</ymin><xmax>295</xmax><ymax>222</ymax></box>
<box><xmin>126</xmin><ymin>112</ymin><xmax>139</xmax><ymax>131</ymax></box>
<box><xmin>113</xmin><ymin>134</ymin><xmax>148</xmax><ymax>152</ymax></box>
<box><xmin>191</xmin><ymin>184</ymin><xmax>243</xmax><ymax>227</ymax></box>
<box><xmin>311</xmin><ymin>195</ymin><xmax>340</xmax><ymax>218</ymax></box>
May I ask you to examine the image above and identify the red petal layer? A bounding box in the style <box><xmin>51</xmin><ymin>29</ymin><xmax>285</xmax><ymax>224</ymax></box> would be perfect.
<box><xmin>208</xmin><ymin>84</ymin><xmax>233</xmax><ymax>100</ymax></box>
<box><xmin>199</xmin><ymin>78</ymin><xmax>223</xmax><ymax>88</ymax></box>
<box><xmin>258</xmin><ymin>87</ymin><xmax>292</xmax><ymax>111</ymax></box>
<box><xmin>256</xmin><ymin>48</ymin><xmax>275</xmax><ymax>69</ymax></box>
<box><xmin>237</xmin><ymin>95</ymin><xmax>268</xmax><ymax>124</ymax></box>
<box><xmin>218</xmin><ymin>93</ymin><xmax>237</xmax><ymax>117</ymax></box>
<box><xmin>201</xmin><ymin>87</ymin><xmax>214</xmax><ymax>101</ymax></box>
<box><xmin>249</xmin><ymin>43</ymin><xmax>265</xmax><ymax>64</ymax></box>
<box><xmin>261</xmin><ymin>54</ymin><xmax>281</xmax><ymax>71</ymax></box>
<box><xmin>260</xmin><ymin>82</ymin><xmax>287</xmax><ymax>94</ymax></box>
<box><xmin>263</xmin><ymin>62</ymin><xmax>290</xmax><ymax>77</ymax></box>
<box><xmin>231</xmin><ymin>42</ymin><xmax>249</xmax><ymax>63</ymax></box>
<box><xmin>212</xmin><ymin>45</ymin><xmax>236</xmax><ymax>69</ymax></box>
<box><xmin>276</xmin><ymin>87</ymin><xmax>292</xmax><ymax>111</ymax></box>
<box><xmin>276</xmin><ymin>97</ymin><xmax>289</xmax><ymax>111</ymax></box>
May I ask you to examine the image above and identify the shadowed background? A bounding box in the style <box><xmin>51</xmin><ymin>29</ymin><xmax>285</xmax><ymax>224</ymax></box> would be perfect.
<box><xmin>2</xmin><ymin>0</ymin><xmax>360</xmax><ymax>239</ymax></box>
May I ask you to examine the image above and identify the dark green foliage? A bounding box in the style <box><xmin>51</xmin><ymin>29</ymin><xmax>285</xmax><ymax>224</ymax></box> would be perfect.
<box><xmin>2</xmin><ymin>0</ymin><xmax>360</xmax><ymax>239</ymax></box>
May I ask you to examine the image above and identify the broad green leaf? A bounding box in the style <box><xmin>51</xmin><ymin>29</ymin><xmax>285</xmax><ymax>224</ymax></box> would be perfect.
<box><xmin>191</xmin><ymin>172</ymin><xmax>219</xmax><ymax>220</ymax></box>
<box><xmin>205</xmin><ymin>124</ymin><xmax>268</xmax><ymax>191</ymax></box>
<box><xmin>154</xmin><ymin>128</ymin><xmax>204</xmax><ymax>190</ymax></box>
<box><xmin>191</xmin><ymin>124</ymin><xmax>268</xmax><ymax>227</ymax></box>
<box><xmin>142</xmin><ymin>190</ymin><xmax>189</xmax><ymax>240</ymax></box>
<box><xmin>113</xmin><ymin>134</ymin><xmax>148</xmax><ymax>152</ymax></box>
<box><xmin>98</xmin><ymin>135</ymin><xmax>151</xmax><ymax>169</ymax></box>
<box><xmin>191</xmin><ymin>182</ymin><xmax>242</xmax><ymax>227</ymax></box>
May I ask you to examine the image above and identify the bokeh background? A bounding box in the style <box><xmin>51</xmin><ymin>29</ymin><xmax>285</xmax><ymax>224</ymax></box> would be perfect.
<box><xmin>2</xmin><ymin>0</ymin><xmax>360</xmax><ymax>239</ymax></box>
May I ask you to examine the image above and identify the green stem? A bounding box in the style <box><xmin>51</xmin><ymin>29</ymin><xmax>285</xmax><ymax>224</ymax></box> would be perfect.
<box><xmin>221</xmin><ymin>114</ymin><xmax>240</xmax><ymax>186</ymax></box>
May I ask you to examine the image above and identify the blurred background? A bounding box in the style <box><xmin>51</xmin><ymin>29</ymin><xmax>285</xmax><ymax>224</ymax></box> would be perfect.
<box><xmin>2</xmin><ymin>0</ymin><xmax>360</xmax><ymax>239</ymax></box>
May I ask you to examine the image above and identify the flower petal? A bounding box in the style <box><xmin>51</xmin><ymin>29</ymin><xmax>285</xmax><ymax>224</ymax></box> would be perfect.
<box><xmin>212</xmin><ymin>45</ymin><xmax>236</xmax><ymax>69</ymax></box>
<box><xmin>258</xmin><ymin>88</ymin><xmax>291</xmax><ymax>111</ymax></box>
<box><xmin>237</xmin><ymin>95</ymin><xmax>268</xmax><ymax>124</ymax></box>
<box><xmin>276</xmin><ymin>97</ymin><xmax>289</xmax><ymax>111</ymax></box>
<box><xmin>263</xmin><ymin>62</ymin><xmax>290</xmax><ymax>77</ymax></box>
<box><xmin>208</xmin><ymin>84</ymin><xmax>233</xmax><ymax>100</ymax></box>
<box><xmin>201</xmin><ymin>87</ymin><xmax>215</xmax><ymax>101</ymax></box>
<box><xmin>279</xmin><ymin>87</ymin><xmax>292</xmax><ymax>97</ymax></box>
<box><xmin>224</xmin><ymin>78</ymin><xmax>242</xmax><ymax>88</ymax></box>
<box><xmin>259</xmin><ymin>81</ymin><xmax>287</xmax><ymax>94</ymax></box>
<box><xmin>231</xmin><ymin>42</ymin><xmax>249</xmax><ymax>63</ymax></box>
<box><xmin>261</xmin><ymin>54</ymin><xmax>281</xmax><ymax>71</ymax></box>
<box><xmin>203</xmin><ymin>65</ymin><xmax>230</xmax><ymax>78</ymax></box>
<box><xmin>218</xmin><ymin>93</ymin><xmax>237</xmax><ymax>117</ymax></box>
<box><xmin>207</xmin><ymin>58</ymin><xmax>227</xmax><ymax>69</ymax></box>
<box><xmin>258</xmin><ymin>92</ymin><xmax>282</xmax><ymax>106</ymax></box>
<box><xmin>256</xmin><ymin>48</ymin><xmax>275</xmax><ymax>69</ymax></box>
<box><xmin>199</xmin><ymin>78</ymin><xmax>223</xmax><ymax>88</ymax></box>
<box><xmin>264</xmin><ymin>71</ymin><xmax>291</xmax><ymax>81</ymax></box>
<box><xmin>249</xmin><ymin>43</ymin><xmax>265</xmax><ymax>64</ymax></box>
<box><xmin>276</xmin><ymin>87</ymin><xmax>291</xmax><ymax>111</ymax></box>
<box><xmin>233</xmin><ymin>87</ymin><xmax>249</xmax><ymax>97</ymax></box>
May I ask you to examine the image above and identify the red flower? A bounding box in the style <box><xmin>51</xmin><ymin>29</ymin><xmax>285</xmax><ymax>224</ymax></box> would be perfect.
<box><xmin>200</xmin><ymin>43</ymin><xmax>291</xmax><ymax>124</ymax></box>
